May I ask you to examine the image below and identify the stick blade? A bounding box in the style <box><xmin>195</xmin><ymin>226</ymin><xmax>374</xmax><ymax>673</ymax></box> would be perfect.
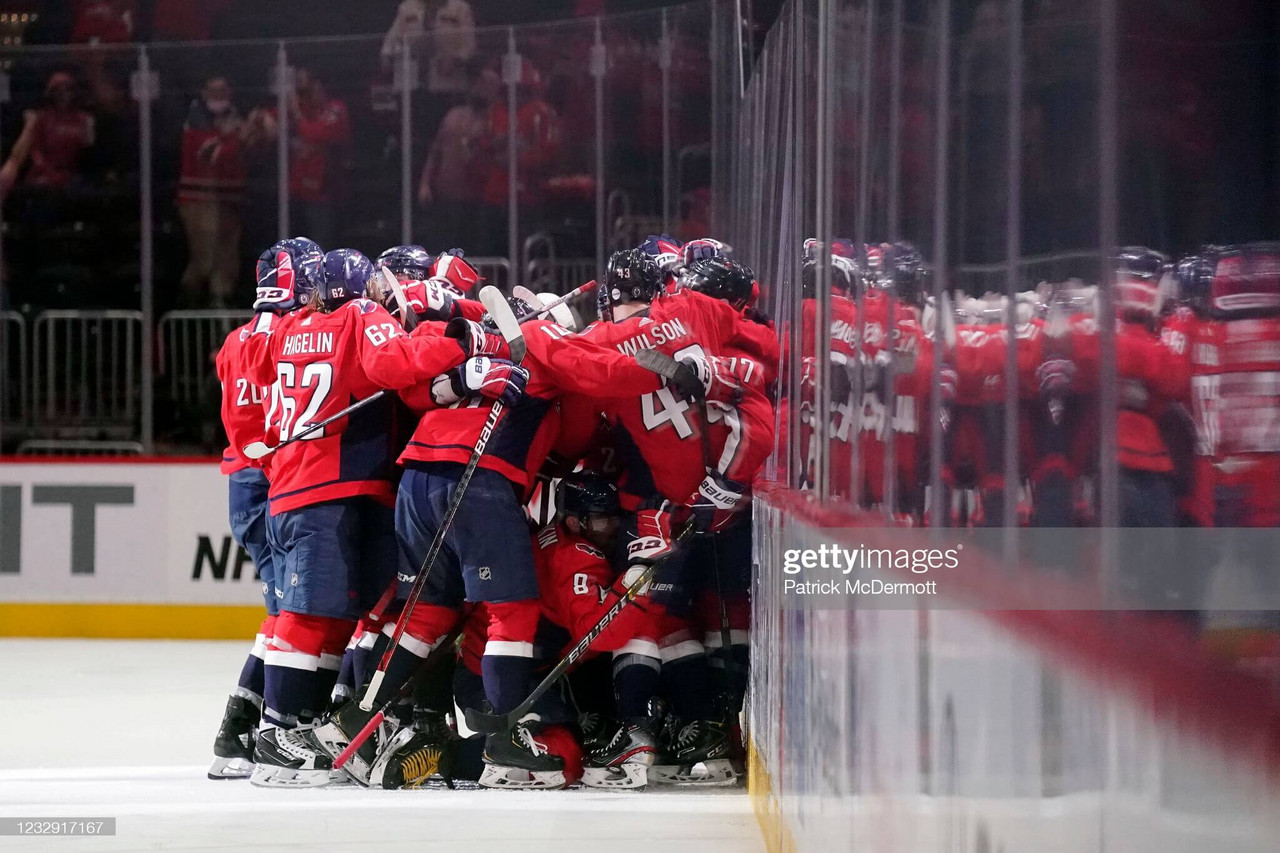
<box><xmin>479</xmin><ymin>285</ymin><xmax>526</xmax><ymax>363</ymax></box>
<box><xmin>463</xmin><ymin>706</ymin><xmax>511</xmax><ymax>735</ymax></box>
<box><xmin>242</xmin><ymin>441</ymin><xmax>272</xmax><ymax>461</ymax></box>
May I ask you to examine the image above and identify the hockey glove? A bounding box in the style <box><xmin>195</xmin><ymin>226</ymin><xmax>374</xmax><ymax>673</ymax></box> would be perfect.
<box><xmin>686</xmin><ymin>470</ymin><xmax>749</xmax><ymax>534</ymax></box>
<box><xmin>431</xmin><ymin>357</ymin><xmax>528</xmax><ymax>407</ymax></box>
<box><xmin>444</xmin><ymin>317</ymin><xmax>512</xmax><ymax>360</ymax></box>
<box><xmin>627</xmin><ymin>500</ymin><xmax>679</xmax><ymax>566</ymax></box>
<box><xmin>939</xmin><ymin>363</ymin><xmax>958</xmax><ymax>404</ymax></box>
<box><xmin>400</xmin><ymin>277</ymin><xmax>459</xmax><ymax>323</ymax></box>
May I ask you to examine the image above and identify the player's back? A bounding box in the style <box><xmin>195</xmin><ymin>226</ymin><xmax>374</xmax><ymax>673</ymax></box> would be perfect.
<box><xmin>583</xmin><ymin>290</ymin><xmax>743</xmax><ymax>506</ymax></box>
<box><xmin>216</xmin><ymin>317</ymin><xmax>273</xmax><ymax>475</ymax></box>
<box><xmin>264</xmin><ymin>303</ymin><xmax>401</xmax><ymax>513</ymax></box>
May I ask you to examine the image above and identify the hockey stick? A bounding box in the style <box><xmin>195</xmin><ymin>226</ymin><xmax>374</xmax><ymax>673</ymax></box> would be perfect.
<box><xmin>512</xmin><ymin>280</ymin><xmax>596</xmax><ymax>323</ymax></box>
<box><xmin>464</xmin><ymin>519</ymin><xmax>697</xmax><ymax>735</ymax></box>
<box><xmin>360</xmin><ymin>285</ymin><xmax>525</xmax><ymax>710</ymax></box>
<box><xmin>242</xmin><ymin>391</ymin><xmax>388</xmax><ymax>461</ymax></box>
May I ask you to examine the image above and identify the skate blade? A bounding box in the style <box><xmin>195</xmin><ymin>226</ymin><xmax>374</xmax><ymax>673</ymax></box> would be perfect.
<box><xmin>207</xmin><ymin>756</ymin><xmax>254</xmax><ymax>780</ymax></box>
<box><xmin>478</xmin><ymin>765</ymin><xmax>566</xmax><ymax>790</ymax></box>
<box><xmin>249</xmin><ymin>764</ymin><xmax>332</xmax><ymax>788</ymax></box>
<box><xmin>582</xmin><ymin>763</ymin><xmax>649</xmax><ymax>790</ymax></box>
<box><xmin>649</xmin><ymin>759</ymin><xmax>740</xmax><ymax>786</ymax></box>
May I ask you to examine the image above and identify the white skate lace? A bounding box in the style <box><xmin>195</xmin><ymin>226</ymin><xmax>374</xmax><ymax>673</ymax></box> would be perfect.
<box><xmin>604</xmin><ymin>724</ymin><xmax>628</xmax><ymax>751</ymax></box>
<box><xmin>675</xmin><ymin>721</ymin><xmax>702</xmax><ymax>748</ymax></box>
<box><xmin>278</xmin><ymin>729</ymin><xmax>321</xmax><ymax>760</ymax></box>
<box><xmin>517</xmin><ymin>725</ymin><xmax>548</xmax><ymax>757</ymax></box>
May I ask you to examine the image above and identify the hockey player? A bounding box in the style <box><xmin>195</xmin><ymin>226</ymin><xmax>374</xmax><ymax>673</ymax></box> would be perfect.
<box><xmin>207</xmin><ymin>310</ymin><xmax>279</xmax><ymax>779</ymax></box>
<box><xmin>856</xmin><ymin>243</ymin><xmax>932</xmax><ymax>519</ymax></box>
<box><xmin>238</xmin><ymin>245</ymin><xmax>510</xmax><ymax>787</ymax></box>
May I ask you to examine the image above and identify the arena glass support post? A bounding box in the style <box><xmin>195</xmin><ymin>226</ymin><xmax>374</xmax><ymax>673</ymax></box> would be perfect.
<box><xmin>504</xmin><ymin>30</ymin><xmax>520</xmax><ymax>288</ymax></box>
<box><xmin>132</xmin><ymin>47</ymin><xmax>158</xmax><ymax>454</ymax></box>
<box><xmin>591</xmin><ymin>19</ymin><xmax>607</xmax><ymax>285</ymax></box>
<box><xmin>660</xmin><ymin>9</ymin><xmax>673</xmax><ymax>236</ymax></box>
<box><xmin>1097</xmin><ymin>0</ymin><xmax>1121</xmax><ymax>589</ymax></box>
<box><xmin>709</xmin><ymin>0</ymin><xmax>722</xmax><ymax>237</ymax></box>
<box><xmin>1002</xmin><ymin>0</ymin><xmax>1024</xmax><ymax>549</ymax></box>
<box><xmin>813</xmin><ymin>0</ymin><xmax>835</xmax><ymax>502</ymax></box>
<box><xmin>398</xmin><ymin>36</ymin><xmax>417</xmax><ymax>245</ymax></box>
<box><xmin>0</xmin><ymin>70</ymin><xmax>7</xmax><ymax>451</ymax></box>
<box><xmin>928</xmin><ymin>0</ymin><xmax>953</xmax><ymax>530</ymax></box>
<box><xmin>274</xmin><ymin>43</ymin><xmax>292</xmax><ymax>240</ymax></box>
<box><xmin>883</xmin><ymin>0</ymin><xmax>904</xmax><ymax>518</ymax></box>
<box><xmin>851</xmin><ymin>0</ymin><xmax>875</xmax><ymax>508</ymax></box>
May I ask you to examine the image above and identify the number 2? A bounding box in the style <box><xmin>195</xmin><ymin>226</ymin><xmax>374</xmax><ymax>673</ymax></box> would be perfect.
<box><xmin>276</xmin><ymin>362</ymin><xmax>334</xmax><ymax>440</ymax></box>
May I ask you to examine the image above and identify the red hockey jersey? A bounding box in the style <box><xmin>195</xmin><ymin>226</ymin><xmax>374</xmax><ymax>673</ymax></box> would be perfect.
<box><xmin>240</xmin><ymin>300</ymin><xmax>468</xmax><ymax>513</ymax></box>
<box><xmin>577</xmin><ymin>290</ymin><xmax>769</xmax><ymax>508</ymax></box>
<box><xmin>216</xmin><ymin>316</ymin><xmax>274</xmax><ymax>475</ymax></box>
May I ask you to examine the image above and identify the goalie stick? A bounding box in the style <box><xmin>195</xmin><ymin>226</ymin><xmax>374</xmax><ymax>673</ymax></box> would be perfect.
<box><xmin>464</xmin><ymin>519</ymin><xmax>697</xmax><ymax>735</ymax></box>
<box><xmin>241</xmin><ymin>282</ymin><xmax>547</xmax><ymax>461</ymax></box>
<box><xmin>361</xmin><ymin>284</ymin><xmax>524</xmax><ymax>709</ymax></box>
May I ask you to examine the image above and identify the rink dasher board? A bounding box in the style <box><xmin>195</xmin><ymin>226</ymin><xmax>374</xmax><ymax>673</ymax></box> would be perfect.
<box><xmin>0</xmin><ymin>461</ymin><xmax>265</xmax><ymax>637</ymax></box>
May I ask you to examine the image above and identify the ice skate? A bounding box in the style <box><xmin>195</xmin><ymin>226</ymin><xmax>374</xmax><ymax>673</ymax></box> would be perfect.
<box><xmin>582</xmin><ymin>718</ymin><xmax>657</xmax><ymax>790</ymax></box>
<box><xmin>309</xmin><ymin>697</ymin><xmax>395</xmax><ymax>786</ymax></box>
<box><xmin>369</xmin><ymin>710</ymin><xmax>458</xmax><ymax>789</ymax></box>
<box><xmin>479</xmin><ymin>721</ymin><xmax>567</xmax><ymax>790</ymax></box>
<box><xmin>208</xmin><ymin>694</ymin><xmax>260</xmax><ymax>780</ymax></box>
<box><xmin>649</xmin><ymin>717</ymin><xmax>741</xmax><ymax>786</ymax></box>
<box><xmin>249</xmin><ymin>727</ymin><xmax>333</xmax><ymax>788</ymax></box>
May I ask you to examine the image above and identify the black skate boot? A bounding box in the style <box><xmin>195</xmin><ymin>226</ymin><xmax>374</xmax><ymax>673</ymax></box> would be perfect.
<box><xmin>479</xmin><ymin>720</ymin><xmax>567</xmax><ymax>790</ymax></box>
<box><xmin>208</xmin><ymin>694</ymin><xmax>260</xmax><ymax>780</ymax></box>
<box><xmin>582</xmin><ymin>706</ymin><xmax>659</xmax><ymax>790</ymax></box>
<box><xmin>309</xmin><ymin>697</ymin><xmax>397</xmax><ymax>786</ymax></box>
<box><xmin>578</xmin><ymin>711</ymin><xmax>617</xmax><ymax>756</ymax></box>
<box><xmin>369</xmin><ymin>710</ymin><xmax>459</xmax><ymax>789</ymax></box>
<box><xmin>651</xmin><ymin>714</ymin><xmax>741</xmax><ymax>786</ymax></box>
<box><xmin>249</xmin><ymin>726</ymin><xmax>333</xmax><ymax>788</ymax></box>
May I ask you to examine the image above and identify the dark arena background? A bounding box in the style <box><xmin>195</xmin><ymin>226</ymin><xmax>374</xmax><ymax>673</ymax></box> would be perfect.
<box><xmin>0</xmin><ymin>1</ymin><xmax>1278</xmax><ymax>851</ymax></box>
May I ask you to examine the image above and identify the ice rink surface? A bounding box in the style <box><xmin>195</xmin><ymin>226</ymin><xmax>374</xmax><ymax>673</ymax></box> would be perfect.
<box><xmin>0</xmin><ymin>640</ymin><xmax>763</xmax><ymax>853</ymax></box>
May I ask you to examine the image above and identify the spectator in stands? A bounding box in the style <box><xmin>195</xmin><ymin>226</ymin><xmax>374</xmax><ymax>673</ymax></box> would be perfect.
<box><xmin>475</xmin><ymin>59</ymin><xmax>562</xmax><ymax>249</ymax></box>
<box><xmin>177</xmin><ymin>76</ymin><xmax>250</xmax><ymax>308</ymax></box>
<box><xmin>70</xmin><ymin>0</ymin><xmax>135</xmax><ymax>44</ymax></box>
<box><xmin>0</xmin><ymin>71</ymin><xmax>94</xmax><ymax>198</ymax></box>
<box><xmin>257</xmin><ymin>67</ymin><xmax>351</xmax><ymax>248</ymax></box>
<box><xmin>417</xmin><ymin>66</ymin><xmax>495</xmax><ymax>250</ymax></box>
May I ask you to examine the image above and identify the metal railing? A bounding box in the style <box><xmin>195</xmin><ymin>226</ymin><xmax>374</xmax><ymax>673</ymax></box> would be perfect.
<box><xmin>951</xmin><ymin>250</ymin><xmax>1102</xmax><ymax>296</ymax></box>
<box><xmin>32</xmin><ymin>310</ymin><xmax>143</xmax><ymax>440</ymax></box>
<box><xmin>157</xmin><ymin>310</ymin><xmax>253</xmax><ymax>411</ymax></box>
<box><xmin>466</xmin><ymin>257</ymin><xmax>513</xmax><ymax>293</ymax></box>
<box><xmin>1</xmin><ymin>310</ymin><xmax>28</xmax><ymax>433</ymax></box>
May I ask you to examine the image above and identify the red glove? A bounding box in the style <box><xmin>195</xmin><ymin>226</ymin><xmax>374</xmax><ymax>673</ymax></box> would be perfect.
<box><xmin>685</xmin><ymin>469</ymin><xmax>749</xmax><ymax>534</ymax></box>
<box><xmin>400</xmin><ymin>276</ymin><xmax>460</xmax><ymax>323</ymax></box>
<box><xmin>431</xmin><ymin>357</ymin><xmax>529</xmax><ymax>407</ymax></box>
<box><xmin>627</xmin><ymin>500</ymin><xmax>678</xmax><ymax>566</ymax></box>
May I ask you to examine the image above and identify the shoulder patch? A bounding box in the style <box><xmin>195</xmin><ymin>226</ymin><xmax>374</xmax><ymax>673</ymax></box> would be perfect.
<box><xmin>574</xmin><ymin>542</ymin><xmax>606</xmax><ymax>560</ymax></box>
<box><xmin>354</xmin><ymin>298</ymin><xmax>378</xmax><ymax>315</ymax></box>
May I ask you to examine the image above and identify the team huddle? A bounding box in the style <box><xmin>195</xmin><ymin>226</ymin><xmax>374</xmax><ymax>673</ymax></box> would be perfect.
<box><xmin>211</xmin><ymin>235</ymin><xmax>775</xmax><ymax>790</ymax></box>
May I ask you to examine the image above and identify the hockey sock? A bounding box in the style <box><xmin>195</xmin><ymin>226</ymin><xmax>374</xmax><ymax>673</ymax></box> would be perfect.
<box><xmin>660</xmin><ymin>630</ymin><xmax>713</xmax><ymax>721</ymax></box>
<box><xmin>611</xmin><ymin>639</ymin><xmax>662</xmax><ymax>718</ymax></box>
<box><xmin>332</xmin><ymin>644</ymin><xmax>356</xmax><ymax>704</ymax></box>
<box><xmin>482</xmin><ymin>601</ymin><xmax>539</xmax><ymax>714</ymax></box>
<box><xmin>263</xmin><ymin>612</ymin><xmax>353</xmax><ymax>728</ymax></box>
<box><xmin>352</xmin><ymin>627</ymin><xmax>389</xmax><ymax>689</ymax></box>
<box><xmin>233</xmin><ymin>616</ymin><xmax>275</xmax><ymax>705</ymax></box>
